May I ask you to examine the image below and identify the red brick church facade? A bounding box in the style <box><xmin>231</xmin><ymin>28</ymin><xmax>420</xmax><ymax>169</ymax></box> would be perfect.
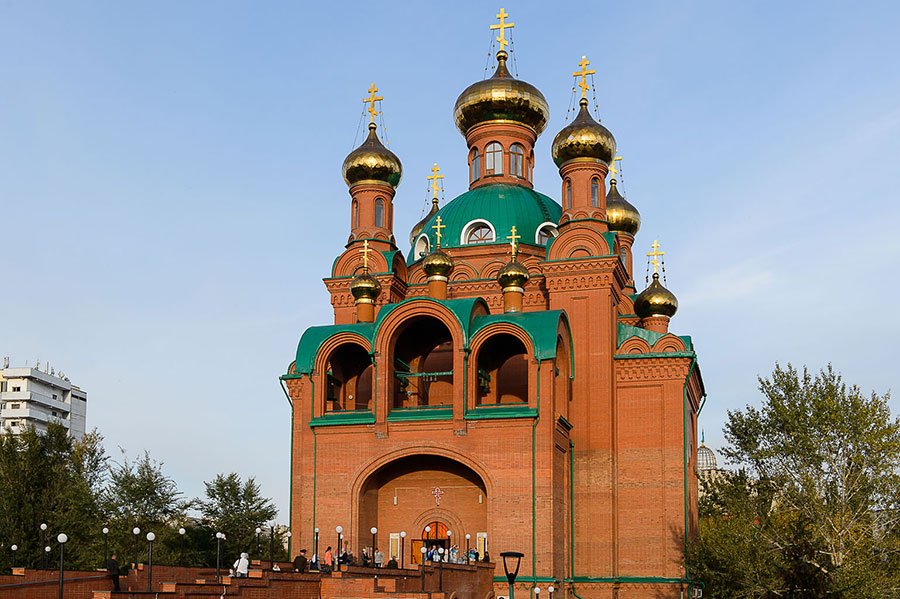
<box><xmin>281</xmin><ymin>17</ymin><xmax>705</xmax><ymax>599</ymax></box>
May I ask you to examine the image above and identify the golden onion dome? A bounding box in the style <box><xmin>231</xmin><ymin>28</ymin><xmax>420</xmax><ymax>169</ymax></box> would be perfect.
<box><xmin>342</xmin><ymin>122</ymin><xmax>402</xmax><ymax>188</ymax></box>
<box><xmin>497</xmin><ymin>260</ymin><xmax>530</xmax><ymax>290</ymax></box>
<box><xmin>453</xmin><ymin>51</ymin><xmax>550</xmax><ymax>137</ymax></box>
<box><xmin>606</xmin><ymin>178</ymin><xmax>641</xmax><ymax>236</ymax></box>
<box><xmin>349</xmin><ymin>271</ymin><xmax>382</xmax><ymax>301</ymax></box>
<box><xmin>409</xmin><ymin>198</ymin><xmax>440</xmax><ymax>246</ymax></box>
<box><xmin>422</xmin><ymin>249</ymin><xmax>454</xmax><ymax>279</ymax></box>
<box><xmin>551</xmin><ymin>98</ymin><xmax>616</xmax><ymax>167</ymax></box>
<box><xmin>634</xmin><ymin>273</ymin><xmax>678</xmax><ymax>318</ymax></box>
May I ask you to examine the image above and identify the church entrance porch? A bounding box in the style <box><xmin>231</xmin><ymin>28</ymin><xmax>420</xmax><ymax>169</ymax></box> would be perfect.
<box><xmin>357</xmin><ymin>454</ymin><xmax>487</xmax><ymax>567</ymax></box>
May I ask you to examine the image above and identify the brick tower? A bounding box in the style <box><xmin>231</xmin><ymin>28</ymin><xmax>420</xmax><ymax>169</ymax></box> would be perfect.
<box><xmin>281</xmin><ymin>12</ymin><xmax>705</xmax><ymax>599</ymax></box>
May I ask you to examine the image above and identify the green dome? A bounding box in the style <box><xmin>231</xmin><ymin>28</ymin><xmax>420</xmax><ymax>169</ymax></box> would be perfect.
<box><xmin>407</xmin><ymin>183</ymin><xmax>561</xmax><ymax>264</ymax></box>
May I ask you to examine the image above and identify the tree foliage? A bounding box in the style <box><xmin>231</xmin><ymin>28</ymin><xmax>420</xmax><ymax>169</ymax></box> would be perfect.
<box><xmin>687</xmin><ymin>364</ymin><xmax>900</xmax><ymax>598</ymax></box>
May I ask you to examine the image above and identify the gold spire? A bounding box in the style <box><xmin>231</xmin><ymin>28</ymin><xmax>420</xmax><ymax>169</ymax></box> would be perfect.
<box><xmin>426</xmin><ymin>163</ymin><xmax>444</xmax><ymax>199</ymax></box>
<box><xmin>490</xmin><ymin>8</ymin><xmax>515</xmax><ymax>51</ymax></box>
<box><xmin>363</xmin><ymin>83</ymin><xmax>383</xmax><ymax>123</ymax></box>
<box><xmin>359</xmin><ymin>239</ymin><xmax>374</xmax><ymax>271</ymax></box>
<box><xmin>647</xmin><ymin>240</ymin><xmax>664</xmax><ymax>275</ymax></box>
<box><xmin>432</xmin><ymin>216</ymin><xmax>445</xmax><ymax>249</ymax></box>
<box><xmin>611</xmin><ymin>155</ymin><xmax>623</xmax><ymax>179</ymax></box>
<box><xmin>573</xmin><ymin>56</ymin><xmax>595</xmax><ymax>100</ymax></box>
<box><xmin>507</xmin><ymin>225</ymin><xmax>521</xmax><ymax>259</ymax></box>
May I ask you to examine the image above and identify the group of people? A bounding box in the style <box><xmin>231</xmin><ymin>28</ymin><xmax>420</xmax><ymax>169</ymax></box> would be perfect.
<box><xmin>423</xmin><ymin>544</ymin><xmax>488</xmax><ymax>564</ymax></box>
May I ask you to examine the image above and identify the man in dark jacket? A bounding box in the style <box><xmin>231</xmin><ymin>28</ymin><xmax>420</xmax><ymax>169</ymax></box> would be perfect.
<box><xmin>293</xmin><ymin>549</ymin><xmax>308</xmax><ymax>572</ymax></box>
<box><xmin>106</xmin><ymin>554</ymin><xmax>120</xmax><ymax>591</ymax></box>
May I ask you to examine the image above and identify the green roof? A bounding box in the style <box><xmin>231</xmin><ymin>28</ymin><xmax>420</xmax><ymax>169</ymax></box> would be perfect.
<box><xmin>290</xmin><ymin>298</ymin><xmax>571</xmax><ymax>376</ymax></box>
<box><xmin>616</xmin><ymin>322</ymin><xmax>693</xmax><ymax>351</ymax></box>
<box><xmin>407</xmin><ymin>183</ymin><xmax>561</xmax><ymax>264</ymax></box>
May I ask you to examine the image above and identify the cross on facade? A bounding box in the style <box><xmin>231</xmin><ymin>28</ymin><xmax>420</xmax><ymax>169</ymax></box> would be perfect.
<box><xmin>647</xmin><ymin>240</ymin><xmax>664</xmax><ymax>274</ymax></box>
<box><xmin>426</xmin><ymin>163</ymin><xmax>444</xmax><ymax>199</ymax></box>
<box><xmin>363</xmin><ymin>83</ymin><xmax>383</xmax><ymax>123</ymax></box>
<box><xmin>359</xmin><ymin>239</ymin><xmax>374</xmax><ymax>271</ymax></box>
<box><xmin>490</xmin><ymin>8</ymin><xmax>515</xmax><ymax>50</ymax></box>
<box><xmin>432</xmin><ymin>216</ymin><xmax>445</xmax><ymax>248</ymax></box>
<box><xmin>573</xmin><ymin>56</ymin><xmax>596</xmax><ymax>99</ymax></box>
<box><xmin>611</xmin><ymin>155</ymin><xmax>623</xmax><ymax>179</ymax></box>
<box><xmin>507</xmin><ymin>225</ymin><xmax>521</xmax><ymax>259</ymax></box>
<box><xmin>432</xmin><ymin>487</ymin><xmax>444</xmax><ymax>506</ymax></box>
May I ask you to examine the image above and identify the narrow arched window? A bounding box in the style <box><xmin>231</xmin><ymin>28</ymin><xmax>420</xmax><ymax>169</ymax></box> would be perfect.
<box><xmin>529</xmin><ymin>150</ymin><xmax>534</xmax><ymax>181</ymax></box>
<box><xmin>375</xmin><ymin>198</ymin><xmax>384</xmax><ymax>228</ymax></box>
<box><xmin>470</xmin><ymin>148</ymin><xmax>481</xmax><ymax>182</ymax></box>
<box><xmin>565</xmin><ymin>180</ymin><xmax>572</xmax><ymax>209</ymax></box>
<box><xmin>467</xmin><ymin>225</ymin><xmax>494</xmax><ymax>244</ymax></box>
<box><xmin>510</xmin><ymin>144</ymin><xmax>525</xmax><ymax>177</ymax></box>
<box><xmin>485</xmin><ymin>142</ymin><xmax>503</xmax><ymax>175</ymax></box>
<box><xmin>590</xmin><ymin>178</ymin><xmax>599</xmax><ymax>207</ymax></box>
<box><xmin>352</xmin><ymin>200</ymin><xmax>359</xmax><ymax>229</ymax></box>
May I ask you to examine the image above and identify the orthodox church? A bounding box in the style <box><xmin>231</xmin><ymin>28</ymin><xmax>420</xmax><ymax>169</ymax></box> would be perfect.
<box><xmin>281</xmin><ymin>10</ymin><xmax>705</xmax><ymax>599</ymax></box>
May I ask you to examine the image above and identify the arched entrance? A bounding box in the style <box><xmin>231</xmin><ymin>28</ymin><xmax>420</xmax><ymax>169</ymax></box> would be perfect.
<box><xmin>357</xmin><ymin>454</ymin><xmax>487</xmax><ymax>566</ymax></box>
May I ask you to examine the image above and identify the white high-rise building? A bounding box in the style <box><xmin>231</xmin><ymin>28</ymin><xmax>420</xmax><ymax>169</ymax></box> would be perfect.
<box><xmin>0</xmin><ymin>362</ymin><xmax>87</xmax><ymax>440</ymax></box>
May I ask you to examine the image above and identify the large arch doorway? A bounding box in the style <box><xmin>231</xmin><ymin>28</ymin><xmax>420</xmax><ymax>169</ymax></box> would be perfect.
<box><xmin>357</xmin><ymin>454</ymin><xmax>487</xmax><ymax>566</ymax></box>
<box><xmin>391</xmin><ymin>316</ymin><xmax>455</xmax><ymax>409</ymax></box>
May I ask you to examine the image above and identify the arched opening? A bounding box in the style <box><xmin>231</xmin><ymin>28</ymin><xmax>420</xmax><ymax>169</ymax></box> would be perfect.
<box><xmin>392</xmin><ymin>316</ymin><xmax>455</xmax><ymax>409</ymax></box>
<box><xmin>470</xmin><ymin>148</ymin><xmax>481</xmax><ymax>182</ymax></box>
<box><xmin>325</xmin><ymin>343</ymin><xmax>374</xmax><ymax>412</ymax></box>
<box><xmin>352</xmin><ymin>200</ymin><xmax>359</xmax><ymax>229</ymax></box>
<box><xmin>510</xmin><ymin>143</ymin><xmax>525</xmax><ymax>178</ymax></box>
<box><xmin>565</xmin><ymin>179</ymin><xmax>572</xmax><ymax>209</ymax></box>
<box><xmin>555</xmin><ymin>335</ymin><xmax>570</xmax><ymax>407</ymax></box>
<box><xmin>485</xmin><ymin>142</ymin><xmax>503</xmax><ymax>176</ymax></box>
<box><xmin>375</xmin><ymin>198</ymin><xmax>385</xmax><ymax>228</ymax></box>
<box><xmin>414</xmin><ymin>234</ymin><xmax>430</xmax><ymax>258</ymax></box>
<box><xmin>536</xmin><ymin>222</ymin><xmax>558</xmax><ymax>246</ymax></box>
<box><xmin>463</xmin><ymin>219</ymin><xmax>495</xmax><ymax>245</ymax></box>
<box><xmin>358</xmin><ymin>454</ymin><xmax>487</xmax><ymax>566</ymax></box>
<box><xmin>476</xmin><ymin>334</ymin><xmax>529</xmax><ymax>406</ymax></box>
<box><xmin>590</xmin><ymin>178</ymin><xmax>599</xmax><ymax>207</ymax></box>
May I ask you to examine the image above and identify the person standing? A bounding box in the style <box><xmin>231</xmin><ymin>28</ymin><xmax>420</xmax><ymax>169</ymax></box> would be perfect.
<box><xmin>232</xmin><ymin>552</ymin><xmax>250</xmax><ymax>578</ymax></box>
<box><xmin>293</xmin><ymin>549</ymin><xmax>308</xmax><ymax>572</ymax></box>
<box><xmin>106</xmin><ymin>554</ymin><xmax>120</xmax><ymax>592</ymax></box>
<box><xmin>323</xmin><ymin>546</ymin><xmax>333</xmax><ymax>573</ymax></box>
<box><xmin>374</xmin><ymin>547</ymin><xmax>384</xmax><ymax>568</ymax></box>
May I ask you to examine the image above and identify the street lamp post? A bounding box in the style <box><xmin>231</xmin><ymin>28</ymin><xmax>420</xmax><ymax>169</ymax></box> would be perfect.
<box><xmin>132</xmin><ymin>527</ymin><xmax>140</xmax><ymax>568</ymax></box>
<box><xmin>215</xmin><ymin>532</ymin><xmax>225</xmax><ymax>583</ymax></box>
<box><xmin>10</xmin><ymin>545</ymin><xmax>17</xmax><ymax>569</ymax></box>
<box><xmin>256</xmin><ymin>527</ymin><xmax>261</xmax><ymax>557</ymax></box>
<box><xmin>437</xmin><ymin>547</ymin><xmax>444</xmax><ymax>592</ymax></box>
<box><xmin>286</xmin><ymin>531</ymin><xmax>292</xmax><ymax>559</ymax></box>
<box><xmin>269</xmin><ymin>525</ymin><xmax>276</xmax><ymax>570</ymax></box>
<box><xmin>446</xmin><ymin>530</ymin><xmax>452</xmax><ymax>563</ymax></box>
<box><xmin>548</xmin><ymin>585</ymin><xmax>555</xmax><ymax>599</ymax></box>
<box><xmin>178</xmin><ymin>528</ymin><xmax>186</xmax><ymax>567</ymax></box>
<box><xmin>40</xmin><ymin>523</ymin><xmax>48</xmax><ymax>569</ymax></box>
<box><xmin>57</xmin><ymin>533</ymin><xmax>68</xmax><ymax>599</ymax></box>
<box><xmin>313</xmin><ymin>528</ymin><xmax>319</xmax><ymax>570</ymax></box>
<box><xmin>399</xmin><ymin>531</ymin><xmax>406</xmax><ymax>569</ymax></box>
<box><xmin>335</xmin><ymin>526</ymin><xmax>343</xmax><ymax>572</ymax></box>
<box><xmin>370</xmin><ymin>527</ymin><xmax>377</xmax><ymax>565</ymax></box>
<box><xmin>465</xmin><ymin>534</ymin><xmax>471</xmax><ymax>563</ymax></box>
<box><xmin>146</xmin><ymin>533</ymin><xmax>155</xmax><ymax>592</ymax></box>
<box><xmin>420</xmin><ymin>547</ymin><xmax>427</xmax><ymax>592</ymax></box>
<box><xmin>102</xmin><ymin>527</ymin><xmax>109</xmax><ymax>566</ymax></box>
<box><xmin>500</xmin><ymin>551</ymin><xmax>524</xmax><ymax>599</ymax></box>
<box><xmin>424</xmin><ymin>525</ymin><xmax>431</xmax><ymax>545</ymax></box>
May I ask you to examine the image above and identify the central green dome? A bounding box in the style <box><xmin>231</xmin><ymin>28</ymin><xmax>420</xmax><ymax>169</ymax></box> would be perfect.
<box><xmin>407</xmin><ymin>184</ymin><xmax>561</xmax><ymax>264</ymax></box>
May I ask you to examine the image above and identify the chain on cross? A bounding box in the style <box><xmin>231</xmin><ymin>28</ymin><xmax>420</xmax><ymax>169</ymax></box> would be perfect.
<box><xmin>426</xmin><ymin>163</ymin><xmax>444</xmax><ymax>200</ymax></box>
<box><xmin>647</xmin><ymin>240</ymin><xmax>665</xmax><ymax>275</ymax></box>
<box><xmin>611</xmin><ymin>155</ymin><xmax>623</xmax><ymax>180</ymax></box>
<box><xmin>363</xmin><ymin>83</ymin><xmax>383</xmax><ymax>123</ymax></box>
<box><xmin>573</xmin><ymin>56</ymin><xmax>595</xmax><ymax>99</ymax></box>
<box><xmin>490</xmin><ymin>8</ymin><xmax>515</xmax><ymax>51</ymax></box>
<box><xmin>507</xmin><ymin>225</ymin><xmax>521</xmax><ymax>260</ymax></box>
<box><xmin>359</xmin><ymin>239</ymin><xmax>374</xmax><ymax>272</ymax></box>
<box><xmin>432</xmin><ymin>216</ymin><xmax>446</xmax><ymax>249</ymax></box>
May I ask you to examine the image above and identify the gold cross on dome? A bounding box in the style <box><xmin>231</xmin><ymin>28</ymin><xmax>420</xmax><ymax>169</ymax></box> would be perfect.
<box><xmin>359</xmin><ymin>239</ymin><xmax>374</xmax><ymax>271</ymax></box>
<box><xmin>426</xmin><ymin>163</ymin><xmax>444</xmax><ymax>199</ymax></box>
<box><xmin>611</xmin><ymin>155</ymin><xmax>623</xmax><ymax>179</ymax></box>
<box><xmin>507</xmin><ymin>225</ymin><xmax>521</xmax><ymax>259</ymax></box>
<box><xmin>647</xmin><ymin>240</ymin><xmax>665</xmax><ymax>275</ymax></box>
<box><xmin>432</xmin><ymin>215</ymin><xmax>445</xmax><ymax>248</ymax></box>
<box><xmin>573</xmin><ymin>56</ymin><xmax>596</xmax><ymax>99</ymax></box>
<box><xmin>490</xmin><ymin>8</ymin><xmax>515</xmax><ymax>50</ymax></box>
<box><xmin>363</xmin><ymin>83</ymin><xmax>383</xmax><ymax>123</ymax></box>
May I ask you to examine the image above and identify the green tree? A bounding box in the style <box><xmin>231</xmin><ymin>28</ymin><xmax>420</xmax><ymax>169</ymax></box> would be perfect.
<box><xmin>688</xmin><ymin>364</ymin><xmax>900</xmax><ymax>598</ymax></box>
<box><xmin>103</xmin><ymin>449</ymin><xmax>188</xmax><ymax>566</ymax></box>
<box><xmin>195</xmin><ymin>473</ymin><xmax>279</xmax><ymax>563</ymax></box>
<box><xmin>0</xmin><ymin>424</ymin><xmax>107</xmax><ymax>571</ymax></box>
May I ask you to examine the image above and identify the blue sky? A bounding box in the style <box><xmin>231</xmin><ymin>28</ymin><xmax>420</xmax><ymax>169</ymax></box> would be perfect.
<box><xmin>2</xmin><ymin>1</ymin><xmax>899</xmax><ymax>522</ymax></box>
